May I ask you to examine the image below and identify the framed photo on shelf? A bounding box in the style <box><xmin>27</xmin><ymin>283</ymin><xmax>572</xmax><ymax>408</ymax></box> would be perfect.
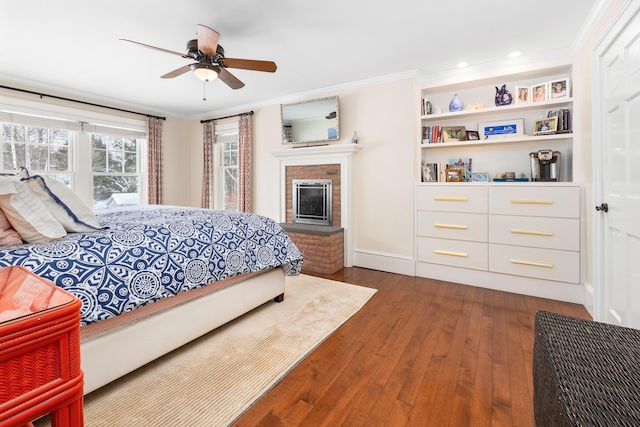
<box><xmin>478</xmin><ymin>119</ymin><xmax>524</xmax><ymax>139</ymax></box>
<box><xmin>445</xmin><ymin>168</ymin><xmax>462</xmax><ymax>182</ymax></box>
<box><xmin>472</xmin><ymin>172</ymin><xmax>489</xmax><ymax>182</ymax></box>
<box><xmin>442</xmin><ymin>126</ymin><xmax>467</xmax><ymax>142</ymax></box>
<box><xmin>550</xmin><ymin>78</ymin><xmax>570</xmax><ymax>99</ymax></box>
<box><xmin>466</xmin><ymin>130</ymin><xmax>480</xmax><ymax>140</ymax></box>
<box><xmin>448</xmin><ymin>158</ymin><xmax>472</xmax><ymax>181</ymax></box>
<box><xmin>533</xmin><ymin>117</ymin><xmax>558</xmax><ymax>135</ymax></box>
<box><xmin>515</xmin><ymin>86</ymin><xmax>530</xmax><ymax>104</ymax></box>
<box><xmin>531</xmin><ymin>82</ymin><xmax>549</xmax><ymax>102</ymax></box>
<box><xmin>422</xmin><ymin>163</ymin><xmax>438</xmax><ymax>182</ymax></box>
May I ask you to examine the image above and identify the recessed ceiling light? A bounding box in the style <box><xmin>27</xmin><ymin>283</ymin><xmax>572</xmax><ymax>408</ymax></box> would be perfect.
<box><xmin>508</xmin><ymin>51</ymin><xmax>522</xmax><ymax>58</ymax></box>
<box><xmin>456</xmin><ymin>62</ymin><xmax>468</xmax><ymax>68</ymax></box>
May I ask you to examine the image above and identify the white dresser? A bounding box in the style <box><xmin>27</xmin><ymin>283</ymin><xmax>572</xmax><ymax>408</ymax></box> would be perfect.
<box><xmin>415</xmin><ymin>183</ymin><xmax>583</xmax><ymax>303</ymax></box>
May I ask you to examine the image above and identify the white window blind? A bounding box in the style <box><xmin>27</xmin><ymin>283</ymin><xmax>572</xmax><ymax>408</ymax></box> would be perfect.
<box><xmin>0</xmin><ymin>111</ymin><xmax>145</xmax><ymax>139</ymax></box>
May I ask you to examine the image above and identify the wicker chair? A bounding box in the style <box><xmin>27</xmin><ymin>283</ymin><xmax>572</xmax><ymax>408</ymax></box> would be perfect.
<box><xmin>533</xmin><ymin>310</ymin><xmax>640</xmax><ymax>426</ymax></box>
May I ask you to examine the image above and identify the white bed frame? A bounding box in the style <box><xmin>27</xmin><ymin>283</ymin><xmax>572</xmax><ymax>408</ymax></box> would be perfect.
<box><xmin>80</xmin><ymin>268</ymin><xmax>285</xmax><ymax>394</ymax></box>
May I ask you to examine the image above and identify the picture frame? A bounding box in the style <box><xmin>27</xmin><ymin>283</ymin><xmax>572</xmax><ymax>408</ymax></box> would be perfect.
<box><xmin>533</xmin><ymin>116</ymin><xmax>558</xmax><ymax>135</ymax></box>
<box><xmin>449</xmin><ymin>157</ymin><xmax>472</xmax><ymax>182</ymax></box>
<box><xmin>442</xmin><ymin>126</ymin><xmax>467</xmax><ymax>142</ymax></box>
<box><xmin>422</xmin><ymin>163</ymin><xmax>438</xmax><ymax>182</ymax></box>
<box><xmin>478</xmin><ymin>119</ymin><xmax>524</xmax><ymax>139</ymax></box>
<box><xmin>445</xmin><ymin>168</ymin><xmax>462</xmax><ymax>182</ymax></box>
<box><xmin>472</xmin><ymin>172</ymin><xmax>489</xmax><ymax>182</ymax></box>
<box><xmin>550</xmin><ymin>78</ymin><xmax>570</xmax><ymax>99</ymax></box>
<box><xmin>515</xmin><ymin>86</ymin><xmax>530</xmax><ymax>104</ymax></box>
<box><xmin>466</xmin><ymin>130</ymin><xmax>480</xmax><ymax>140</ymax></box>
<box><xmin>531</xmin><ymin>82</ymin><xmax>549</xmax><ymax>102</ymax></box>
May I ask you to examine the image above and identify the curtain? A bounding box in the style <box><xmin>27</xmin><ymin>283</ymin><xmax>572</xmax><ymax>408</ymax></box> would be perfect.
<box><xmin>146</xmin><ymin>117</ymin><xmax>164</xmax><ymax>205</ymax></box>
<box><xmin>201</xmin><ymin>121</ymin><xmax>215</xmax><ymax>209</ymax></box>
<box><xmin>238</xmin><ymin>114</ymin><xmax>253</xmax><ymax>212</ymax></box>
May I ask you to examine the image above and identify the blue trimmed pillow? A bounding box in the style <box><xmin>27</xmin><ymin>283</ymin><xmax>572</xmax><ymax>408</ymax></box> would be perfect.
<box><xmin>21</xmin><ymin>175</ymin><xmax>102</xmax><ymax>233</ymax></box>
<box><xmin>0</xmin><ymin>176</ymin><xmax>67</xmax><ymax>243</ymax></box>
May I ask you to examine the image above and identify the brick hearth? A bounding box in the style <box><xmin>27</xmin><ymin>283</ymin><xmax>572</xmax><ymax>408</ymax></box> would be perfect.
<box><xmin>280</xmin><ymin>223</ymin><xmax>344</xmax><ymax>274</ymax></box>
<box><xmin>284</xmin><ymin>163</ymin><xmax>342</xmax><ymax>274</ymax></box>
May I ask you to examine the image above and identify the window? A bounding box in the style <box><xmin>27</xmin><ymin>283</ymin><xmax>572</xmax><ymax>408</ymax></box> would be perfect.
<box><xmin>91</xmin><ymin>133</ymin><xmax>142</xmax><ymax>209</ymax></box>
<box><xmin>0</xmin><ymin>101</ymin><xmax>146</xmax><ymax>208</ymax></box>
<box><xmin>2</xmin><ymin>123</ymin><xmax>71</xmax><ymax>184</ymax></box>
<box><xmin>215</xmin><ymin>124</ymin><xmax>239</xmax><ymax>211</ymax></box>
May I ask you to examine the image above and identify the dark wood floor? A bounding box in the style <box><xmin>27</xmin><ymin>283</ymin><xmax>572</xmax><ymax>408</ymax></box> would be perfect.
<box><xmin>233</xmin><ymin>267</ymin><xmax>590</xmax><ymax>427</ymax></box>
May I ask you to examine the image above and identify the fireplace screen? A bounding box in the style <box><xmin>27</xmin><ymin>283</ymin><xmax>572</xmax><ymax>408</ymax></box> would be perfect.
<box><xmin>292</xmin><ymin>179</ymin><xmax>332</xmax><ymax>226</ymax></box>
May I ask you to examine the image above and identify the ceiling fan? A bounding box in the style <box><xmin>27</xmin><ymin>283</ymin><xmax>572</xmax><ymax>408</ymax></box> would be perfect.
<box><xmin>120</xmin><ymin>24</ymin><xmax>277</xmax><ymax>90</ymax></box>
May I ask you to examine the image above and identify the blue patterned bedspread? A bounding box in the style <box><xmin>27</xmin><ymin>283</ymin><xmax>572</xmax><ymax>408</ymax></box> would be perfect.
<box><xmin>0</xmin><ymin>206</ymin><xmax>303</xmax><ymax>325</ymax></box>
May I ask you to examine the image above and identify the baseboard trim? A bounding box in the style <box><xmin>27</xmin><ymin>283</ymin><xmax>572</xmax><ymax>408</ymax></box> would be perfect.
<box><xmin>353</xmin><ymin>249</ymin><xmax>415</xmax><ymax>276</ymax></box>
<box><xmin>583</xmin><ymin>281</ymin><xmax>594</xmax><ymax>318</ymax></box>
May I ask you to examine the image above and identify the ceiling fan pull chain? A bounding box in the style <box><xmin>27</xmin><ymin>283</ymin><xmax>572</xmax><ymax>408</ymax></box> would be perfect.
<box><xmin>203</xmin><ymin>81</ymin><xmax>207</xmax><ymax>101</ymax></box>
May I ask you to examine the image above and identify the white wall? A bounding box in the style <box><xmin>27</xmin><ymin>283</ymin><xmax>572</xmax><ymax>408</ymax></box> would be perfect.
<box><xmin>216</xmin><ymin>78</ymin><xmax>417</xmax><ymax>274</ymax></box>
<box><xmin>162</xmin><ymin>116</ymin><xmax>198</xmax><ymax>207</ymax></box>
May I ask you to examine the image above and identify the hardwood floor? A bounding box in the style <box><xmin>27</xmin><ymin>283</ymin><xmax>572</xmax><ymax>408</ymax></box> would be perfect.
<box><xmin>233</xmin><ymin>267</ymin><xmax>591</xmax><ymax>426</ymax></box>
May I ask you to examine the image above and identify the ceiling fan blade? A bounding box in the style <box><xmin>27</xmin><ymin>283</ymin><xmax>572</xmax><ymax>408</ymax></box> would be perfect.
<box><xmin>197</xmin><ymin>24</ymin><xmax>220</xmax><ymax>57</ymax></box>
<box><xmin>222</xmin><ymin>57</ymin><xmax>277</xmax><ymax>73</ymax></box>
<box><xmin>161</xmin><ymin>64</ymin><xmax>192</xmax><ymax>79</ymax></box>
<box><xmin>120</xmin><ymin>39</ymin><xmax>189</xmax><ymax>58</ymax></box>
<box><xmin>218</xmin><ymin>68</ymin><xmax>245</xmax><ymax>90</ymax></box>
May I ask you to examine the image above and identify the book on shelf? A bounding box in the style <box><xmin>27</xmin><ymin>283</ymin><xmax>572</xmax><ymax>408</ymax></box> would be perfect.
<box><xmin>421</xmin><ymin>125</ymin><xmax>443</xmax><ymax>144</ymax></box>
<box><xmin>546</xmin><ymin>108</ymin><xmax>572</xmax><ymax>133</ymax></box>
<box><xmin>420</xmin><ymin>97</ymin><xmax>433</xmax><ymax>116</ymax></box>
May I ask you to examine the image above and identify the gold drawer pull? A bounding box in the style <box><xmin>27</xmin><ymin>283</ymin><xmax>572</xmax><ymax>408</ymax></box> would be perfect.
<box><xmin>434</xmin><ymin>197</ymin><xmax>468</xmax><ymax>202</ymax></box>
<box><xmin>435</xmin><ymin>223</ymin><xmax>468</xmax><ymax>230</ymax></box>
<box><xmin>510</xmin><ymin>259</ymin><xmax>554</xmax><ymax>268</ymax></box>
<box><xmin>510</xmin><ymin>229</ymin><xmax>554</xmax><ymax>236</ymax></box>
<box><xmin>434</xmin><ymin>250</ymin><xmax>468</xmax><ymax>258</ymax></box>
<box><xmin>510</xmin><ymin>199</ymin><xmax>554</xmax><ymax>205</ymax></box>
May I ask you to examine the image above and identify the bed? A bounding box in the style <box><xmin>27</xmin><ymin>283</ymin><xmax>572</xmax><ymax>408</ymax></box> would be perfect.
<box><xmin>0</xmin><ymin>204</ymin><xmax>303</xmax><ymax>393</ymax></box>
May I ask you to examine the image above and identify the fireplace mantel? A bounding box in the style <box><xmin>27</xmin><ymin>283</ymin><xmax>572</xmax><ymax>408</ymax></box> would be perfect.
<box><xmin>270</xmin><ymin>144</ymin><xmax>361</xmax><ymax>267</ymax></box>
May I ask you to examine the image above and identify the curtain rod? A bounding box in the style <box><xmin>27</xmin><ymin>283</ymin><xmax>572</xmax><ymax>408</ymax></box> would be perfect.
<box><xmin>200</xmin><ymin>110</ymin><xmax>253</xmax><ymax>124</ymax></box>
<box><xmin>0</xmin><ymin>85</ymin><xmax>166</xmax><ymax>121</ymax></box>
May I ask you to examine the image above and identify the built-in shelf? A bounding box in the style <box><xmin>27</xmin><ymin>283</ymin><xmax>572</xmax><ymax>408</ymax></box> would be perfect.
<box><xmin>419</xmin><ymin>97</ymin><xmax>573</xmax><ymax>121</ymax></box>
<box><xmin>421</xmin><ymin>132</ymin><xmax>573</xmax><ymax>149</ymax></box>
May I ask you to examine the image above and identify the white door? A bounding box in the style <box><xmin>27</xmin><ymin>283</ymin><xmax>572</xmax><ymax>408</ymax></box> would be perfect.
<box><xmin>594</xmin><ymin>2</ymin><xmax>640</xmax><ymax>328</ymax></box>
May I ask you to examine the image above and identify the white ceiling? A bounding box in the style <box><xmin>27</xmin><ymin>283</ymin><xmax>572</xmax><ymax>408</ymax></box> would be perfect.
<box><xmin>0</xmin><ymin>0</ymin><xmax>601</xmax><ymax>120</ymax></box>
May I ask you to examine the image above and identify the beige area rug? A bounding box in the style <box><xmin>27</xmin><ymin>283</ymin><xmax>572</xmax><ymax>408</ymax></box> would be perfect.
<box><xmin>36</xmin><ymin>274</ymin><xmax>376</xmax><ymax>427</ymax></box>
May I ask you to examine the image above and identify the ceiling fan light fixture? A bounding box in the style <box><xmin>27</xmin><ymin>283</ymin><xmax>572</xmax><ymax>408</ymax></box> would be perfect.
<box><xmin>191</xmin><ymin>63</ymin><xmax>219</xmax><ymax>82</ymax></box>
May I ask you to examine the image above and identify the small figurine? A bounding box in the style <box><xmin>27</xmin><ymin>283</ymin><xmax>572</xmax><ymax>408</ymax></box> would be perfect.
<box><xmin>495</xmin><ymin>84</ymin><xmax>513</xmax><ymax>106</ymax></box>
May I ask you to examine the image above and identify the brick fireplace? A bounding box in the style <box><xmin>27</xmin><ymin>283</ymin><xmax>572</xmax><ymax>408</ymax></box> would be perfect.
<box><xmin>286</xmin><ymin>164</ymin><xmax>341</xmax><ymax>226</ymax></box>
<box><xmin>271</xmin><ymin>144</ymin><xmax>361</xmax><ymax>269</ymax></box>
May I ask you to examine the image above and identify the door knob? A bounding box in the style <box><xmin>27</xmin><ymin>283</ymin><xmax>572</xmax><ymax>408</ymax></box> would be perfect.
<box><xmin>596</xmin><ymin>203</ymin><xmax>608</xmax><ymax>212</ymax></box>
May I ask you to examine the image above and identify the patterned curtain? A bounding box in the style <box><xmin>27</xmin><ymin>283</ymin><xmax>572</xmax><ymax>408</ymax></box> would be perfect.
<box><xmin>201</xmin><ymin>121</ymin><xmax>215</xmax><ymax>209</ymax></box>
<box><xmin>238</xmin><ymin>114</ymin><xmax>253</xmax><ymax>212</ymax></box>
<box><xmin>146</xmin><ymin>117</ymin><xmax>164</xmax><ymax>205</ymax></box>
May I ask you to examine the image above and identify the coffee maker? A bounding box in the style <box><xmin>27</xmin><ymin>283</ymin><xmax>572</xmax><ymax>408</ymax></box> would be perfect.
<box><xmin>529</xmin><ymin>149</ymin><xmax>561</xmax><ymax>181</ymax></box>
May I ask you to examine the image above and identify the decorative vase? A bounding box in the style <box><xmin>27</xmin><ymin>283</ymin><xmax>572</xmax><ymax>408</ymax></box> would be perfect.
<box><xmin>449</xmin><ymin>94</ymin><xmax>464</xmax><ymax>112</ymax></box>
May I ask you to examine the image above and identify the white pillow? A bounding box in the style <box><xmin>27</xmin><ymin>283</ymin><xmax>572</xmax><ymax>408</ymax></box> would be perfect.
<box><xmin>22</xmin><ymin>175</ymin><xmax>102</xmax><ymax>233</ymax></box>
<box><xmin>0</xmin><ymin>176</ymin><xmax>67</xmax><ymax>243</ymax></box>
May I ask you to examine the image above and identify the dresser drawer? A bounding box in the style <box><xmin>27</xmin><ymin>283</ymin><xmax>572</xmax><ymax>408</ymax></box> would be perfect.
<box><xmin>417</xmin><ymin>185</ymin><xmax>487</xmax><ymax>213</ymax></box>
<box><xmin>489</xmin><ymin>244</ymin><xmax>579</xmax><ymax>283</ymax></box>
<box><xmin>488</xmin><ymin>215</ymin><xmax>579</xmax><ymax>251</ymax></box>
<box><xmin>489</xmin><ymin>186</ymin><xmax>579</xmax><ymax>218</ymax></box>
<box><xmin>418</xmin><ymin>211</ymin><xmax>487</xmax><ymax>242</ymax></box>
<box><xmin>417</xmin><ymin>237</ymin><xmax>488</xmax><ymax>270</ymax></box>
